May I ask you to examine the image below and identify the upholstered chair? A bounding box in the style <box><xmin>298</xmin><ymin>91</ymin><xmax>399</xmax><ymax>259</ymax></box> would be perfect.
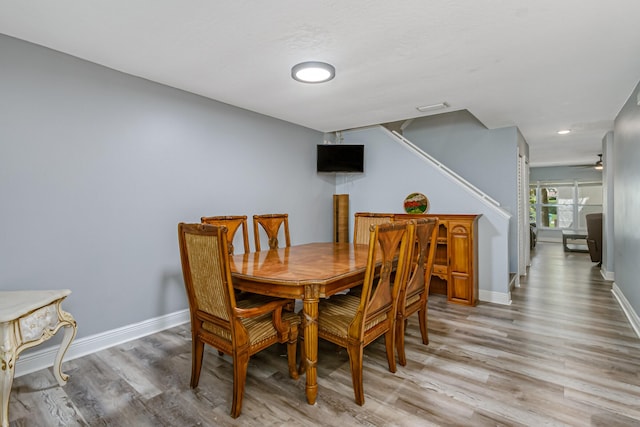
<box><xmin>395</xmin><ymin>217</ymin><xmax>438</xmax><ymax>366</ymax></box>
<box><xmin>177</xmin><ymin>223</ymin><xmax>300</xmax><ymax>418</ymax></box>
<box><xmin>353</xmin><ymin>212</ymin><xmax>395</xmax><ymax>245</ymax></box>
<box><xmin>307</xmin><ymin>221</ymin><xmax>414</xmax><ymax>405</ymax></box>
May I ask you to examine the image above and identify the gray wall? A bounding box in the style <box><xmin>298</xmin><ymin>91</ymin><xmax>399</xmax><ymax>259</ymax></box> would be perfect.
<box><xmin>0</xmin><ymin>34</ymin><xmax>334</xmax><ymax>339</ymax></box>
<box><xmin>404</xmin><ymin>111</ymin><xmax>521</xmax><ymax>273</ymax></box>
<box><xmin>613</xmin><ymin>80</ymin><xmax>640</xmax><ymax>315</ymax></box>
<box><xmin>602</xmin><ymin>131</ymin><xmax>614</xmax><ymax>278</ymax></box>
<box><xmin>337</xmin><ymin>126</ymin><xmax>512</xmax><ymax>302</ymax></box>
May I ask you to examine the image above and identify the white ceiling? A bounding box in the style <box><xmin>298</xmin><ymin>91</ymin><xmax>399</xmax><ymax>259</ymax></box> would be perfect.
<box><xmin>2</xmin><ymin>1</ymin><xmax>640</xmax><ymax>167</ymax></box>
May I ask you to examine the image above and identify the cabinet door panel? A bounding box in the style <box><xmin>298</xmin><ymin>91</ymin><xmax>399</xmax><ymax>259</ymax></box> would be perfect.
<box><xmin>449</xmin><ymin>222</ymin><xmax>470</xmax><ymax>275</ymax></box>
<box><xmin>449</xmin><ymin>273</ymin><xmax>470</xmax><ymax>302</ymax></box>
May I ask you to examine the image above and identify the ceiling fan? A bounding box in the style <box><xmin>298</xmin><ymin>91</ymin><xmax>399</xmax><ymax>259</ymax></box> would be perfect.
<box><xmin>594</xmin><ymin>153</ymin><xmax>603</xmax><ymax>170</ymax></box>
<box><xmin>569</xmin><ymin>154</ymin><xmax>603</xmax><ymax>170</ymax></box>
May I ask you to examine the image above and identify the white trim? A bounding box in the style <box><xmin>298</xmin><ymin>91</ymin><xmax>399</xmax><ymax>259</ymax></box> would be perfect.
<box><xmin>600</xmin><ymin>268</ymin><xmax>614</xmax><ymax>281</ymax></box>
<box><xmin>611</xmin><ymin>283</ymin><xmax>640</xmax><ymax>339</ymax></box>
<box><xmin>479</xmin><ymin>290</ymin><xmax>512</xmax><ymax>305</ymax></box>
<box><xmin>509</xmin><ymin>273</ymin><xmax>519</xmax><ymax>289</ymax></box>
<box><xmin>15</xmin><ymin>309</ymin><xmax>190</xmax><ymax>378</ymax></box>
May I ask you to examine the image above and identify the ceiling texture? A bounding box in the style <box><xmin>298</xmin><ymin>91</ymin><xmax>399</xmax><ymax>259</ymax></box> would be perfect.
<box><xmin>2</xmin><ymin>1</ymin><xmax>640</xmax><ymax>167</ymax></box>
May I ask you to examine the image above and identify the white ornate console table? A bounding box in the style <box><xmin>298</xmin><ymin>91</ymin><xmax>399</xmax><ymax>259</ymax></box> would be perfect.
<box><xmin>0</xmin><ymin>290</ymin><xmax>77</xmax><ymax>427</ymax></box>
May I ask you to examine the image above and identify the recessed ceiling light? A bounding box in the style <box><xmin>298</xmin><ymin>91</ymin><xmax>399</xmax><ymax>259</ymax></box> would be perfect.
<box><xmin>557</xmin><ymin>129</ymin><xmax>571</xmax><ymax>135</ymax></box>
<box><xmin>291</xmin><ymin>61</ymin><xmax>335</xmax><ymax>83</ymax></box>
<box><xmin>416</xmin><ymin>102</ymin><xmax>449</xmax><ymax>112</ymax></box>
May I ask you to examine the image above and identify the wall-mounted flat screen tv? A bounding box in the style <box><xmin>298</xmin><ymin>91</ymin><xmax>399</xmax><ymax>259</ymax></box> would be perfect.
<box><xmin>317</xmin><ymin>144</ymin><xmax>364</xmax><ymax>173</ymax></box>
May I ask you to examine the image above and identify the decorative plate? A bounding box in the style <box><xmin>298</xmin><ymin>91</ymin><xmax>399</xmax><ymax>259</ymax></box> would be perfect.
<box><xmin>403</xmin><ymin>192</ymin><xmax>429</xmax><ymax>214</ymax></box>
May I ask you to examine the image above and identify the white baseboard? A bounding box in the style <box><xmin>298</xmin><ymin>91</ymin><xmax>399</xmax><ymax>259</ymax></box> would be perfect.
<box><xmin>601</xmin><ymin>267</ymin><xmax>615</xmax><ymax>281</ymax></box>
<box><xmin>479</xmin><ymin>289</ymin><xmax>512</xmax><ymax>305</ymax></box>
<box><xmin>15</xmin><ymin>309</ymin><xmax>190</xmax><ymax>378</ymax></box>
<box><xmin>611</xmin><ymin>283</ymin><xmax>640</xmax><ymax>339</ymax></box>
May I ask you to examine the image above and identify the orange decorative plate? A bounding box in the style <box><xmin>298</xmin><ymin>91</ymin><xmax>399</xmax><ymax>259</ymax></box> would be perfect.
<box><xmin>403</xmin><ymin>192</ymin><xmax>429</xmax><ymax>214</ymax></box>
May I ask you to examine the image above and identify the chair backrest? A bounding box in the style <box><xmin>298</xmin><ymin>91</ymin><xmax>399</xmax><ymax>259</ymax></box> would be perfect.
<box><xmin>253</xmin><ymin>214</ymin><xmax>290</xmax><ymax>251</ymax></box>
<box><xmin>357</xmin><ymin>221</ymin><xmax>415</xmax><ymax>335</ymax></box>
<box><xmin>178</xmin><ymin>223</ymin><xmax>236</xmax><ymax>330</ymax></box>
<box><xmin>353</xmin><ymin>212</ymin><xmax>395</xmax><ymax>245</ymax></box>
<box><xmin>201</xmin><ymin>215</ymin><xmax>250</xmax><ymax>255</ymax></box>
<box><xmin>402</xmin><ymin>218</ymin><xmax>438</xmax><ymax>303</ymax></box>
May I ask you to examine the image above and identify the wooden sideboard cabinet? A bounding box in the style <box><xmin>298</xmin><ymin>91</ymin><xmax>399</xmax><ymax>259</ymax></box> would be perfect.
<box><xmin>393</xmin><ymin>213</ymin><xmax>480</xmax><ymax>306</ymax></box>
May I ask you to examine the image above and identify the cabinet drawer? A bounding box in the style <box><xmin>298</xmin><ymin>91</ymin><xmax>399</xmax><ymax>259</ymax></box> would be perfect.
<box><xmin>433</xmin><ymin>264</ymin><xmax>448</xmax><ymax>275</ymax></box>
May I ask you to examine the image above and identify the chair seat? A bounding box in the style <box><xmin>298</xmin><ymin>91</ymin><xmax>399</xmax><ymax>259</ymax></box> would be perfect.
<box><xmin>405</xmin><ymin>292</ymin><xmax>421</xmax><ymax>307</ymax></box>
<box><xmin>318</xmin><ymin>294</ymin><xmax>388</xmax><ymax>339</ymax></box>
<box><xmin>203</xmin><ymin>308</ymin><xmax>300</xmax><ymax>347</ymax></box>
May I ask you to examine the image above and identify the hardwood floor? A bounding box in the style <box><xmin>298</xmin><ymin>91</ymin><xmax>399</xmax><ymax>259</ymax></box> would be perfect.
<box><xmin>8</xmin><ymin>242</ymin><xmax>640</xmax><ymax>426</ymax></box>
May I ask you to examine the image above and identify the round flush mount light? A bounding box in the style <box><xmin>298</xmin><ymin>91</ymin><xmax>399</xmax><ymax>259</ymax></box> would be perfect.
<box><xmin>291</xmin><ymin>61</ymin><xmax>335</xmax><ymax>83</ymax></box>
<box><xmin>557</xmin><ymin>129</ymin><xmax>571</xmax><ymax>135</ymax></box>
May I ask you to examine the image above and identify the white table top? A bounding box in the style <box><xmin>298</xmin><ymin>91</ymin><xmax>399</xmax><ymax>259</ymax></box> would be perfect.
<box><xmin>0</xmin><ymin>290</ymin><xmax>71</xmax><ymax>322</ymax></box>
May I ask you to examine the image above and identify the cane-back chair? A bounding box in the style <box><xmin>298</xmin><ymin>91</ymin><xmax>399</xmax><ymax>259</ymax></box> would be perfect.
<box><xmin>313</xmin><ymin>221</ymin><xmax>415</xmax><ymax>405</ymax></box>
<box><xmin>353</xmin><ymin>212</ymin><xmax>395</xmax><ymax>245</ymax></box>
<box><xmin>177</xmin><ymin>223</ymin><xmax>300</xmax><ymax>418</ymax></box>
<box><xmin>395</xmin><ymin>217</ymin><xmax>438</xmax><ymax>366</ymax></box>
<box><xmin>253</xmin><ymin>214</ymin><xmax>290</xmax><ymax>251</ymax></box>
<box><xmin>201</xmin><ymin>215</ymin><xmax>250</xmax><ymax>255</ymax></box>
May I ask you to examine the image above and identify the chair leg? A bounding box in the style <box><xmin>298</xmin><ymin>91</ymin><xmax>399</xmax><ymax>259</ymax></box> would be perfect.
<box><xmin>287</xmin><ymin>326</ymin><xmax>299</xmax><ymax>380</ymax></box>
<box><xmin>231</xmin><ymin>351</ymin><xmax>249</xmax><ymax>418</ymax></box>
<box><xmin>297</xmin><ymin>335</ymin><xmax>306</xmax><ymax>375</ymax></box>
<box><xmin>396</xmin><ymin>316</ymin><xmax>407</xmax><ymax>367</ymax></box>
<box><xmin>191</xmin><ymin>337</ymin><xmax>204</xmax><ymax>388</ymax></box>
<box><xmin>347</xmin><ymin>343</ymin><xmax>365</xmax><ymax>405</ymax></box>
<box><xmin>418</xmin><ymin>305</ymin><xmax>429</xmax><ymax>345</ymax></box>
<box><xmin>384</xmin><ymin>328</ymin><xmax>397</xmax><ymax>374</ymax></box>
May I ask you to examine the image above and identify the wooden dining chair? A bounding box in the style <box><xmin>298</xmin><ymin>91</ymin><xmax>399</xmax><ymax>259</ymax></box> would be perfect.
<box><xmin>310</xmin><ymin>221</ymin><xmax>414</xmax><ymax>405</ymax></box>
<box><xmin>201</xmin><ymin>215</ymin><xmax>250</xmax><ymax>255</ymax></box>
<box><xmin>253</xmin><ymin>213</ymin><xmax>290</xmax><ymax>251</ymax></box>
<box><xmin>395</xmin><ymin>217</ymin><xmax>438</xmax><ymax>366</ymax></box>
<box><xmin>177</xmin><ymin>223</ymin><xmax>300</xmax><ymax>418</ymax></box>
<box><xmin>353</xmin><ymin>212</ymin><xmax>394</xmax><ymax>245</ymax></box>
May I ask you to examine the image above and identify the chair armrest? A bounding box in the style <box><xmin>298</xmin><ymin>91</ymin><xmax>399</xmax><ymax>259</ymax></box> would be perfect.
<box><xmin>233</xmin><ymin>299</ymin><xmax>289</xmax><ymax>319</ymax></box>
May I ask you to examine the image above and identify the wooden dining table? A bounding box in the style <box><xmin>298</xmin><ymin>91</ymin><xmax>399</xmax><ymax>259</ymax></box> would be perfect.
<box><xmin>230</xmin><ymin>242</ymin><xmax>374</xmax><ymax>405</ymax></box>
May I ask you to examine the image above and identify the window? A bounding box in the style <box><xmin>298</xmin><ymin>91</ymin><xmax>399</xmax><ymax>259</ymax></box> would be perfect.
<box><xmin>529</xmin><ymin>181</ymin><xmax>602</xmax><ymax>230</ymax></box>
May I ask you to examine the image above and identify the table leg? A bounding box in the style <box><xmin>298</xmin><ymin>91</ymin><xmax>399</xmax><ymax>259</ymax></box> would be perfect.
<box><xmin>302</xmin><ymin>285</ymin><xmax>319</xmax><ymax>405</ymax></box>
<box><xmin>52</xmin><ymin>314</ymin><xmax>77</xmax><ymax>386</ymax></box>
<box><xmin>1</xmin><ymin>359</ymin><xmax>14</xmax><ymax>427</ymax></box>
<box><xmin>1</xmin><ymin>328</ymin><xmax>16</xmax><ymax>427</ymax></box>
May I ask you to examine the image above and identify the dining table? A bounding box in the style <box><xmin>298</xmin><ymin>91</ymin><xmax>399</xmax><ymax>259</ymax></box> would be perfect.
<box><xmin>230</xmin><ymin>241</ymin><xmax>375</xmax><ymax>405</ymax></box>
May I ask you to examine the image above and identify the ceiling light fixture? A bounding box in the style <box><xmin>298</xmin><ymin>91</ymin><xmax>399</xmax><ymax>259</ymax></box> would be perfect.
<box><xmin>416</xmin><ymin>102</ymin><xmax>449</xmax><ymax>112</ymax></box>
<box><xmin>291</xmin><ymin>61</ymin><xmax>335</xmax><ymax>83</ymax></box>
<box><xmin>557</xmin><ymin>129</ymin><xmax>571</xmax><ymax>135</ymax></box>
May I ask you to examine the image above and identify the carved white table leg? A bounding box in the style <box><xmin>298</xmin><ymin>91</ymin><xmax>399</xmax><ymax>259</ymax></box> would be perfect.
<box><xmin>1</xmin><ymin>333</ymin><xmax>16</xmax><ymax>427</ymax></box>
<box><xmin>0</xmin><ymin>290</ymin><xmax>76</xmax><ymax>427</ymax></box>
<box><xmin>52</xmin><ymin>311</ymin><xmax>77</xmax><ymax>386</ymax></box>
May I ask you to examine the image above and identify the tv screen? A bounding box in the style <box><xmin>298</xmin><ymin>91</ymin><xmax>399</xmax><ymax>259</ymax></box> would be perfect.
<box><xmin>317</xmin><ymin>144</ymin><xmax>364</xmax><ymax>173</ymax></box>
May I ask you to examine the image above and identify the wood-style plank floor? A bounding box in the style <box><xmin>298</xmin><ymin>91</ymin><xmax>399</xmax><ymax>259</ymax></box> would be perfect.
<box><xmin>8</xmin><ymin>242</ymin><xmax>640</xmax><ymax>426</ymax></box>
